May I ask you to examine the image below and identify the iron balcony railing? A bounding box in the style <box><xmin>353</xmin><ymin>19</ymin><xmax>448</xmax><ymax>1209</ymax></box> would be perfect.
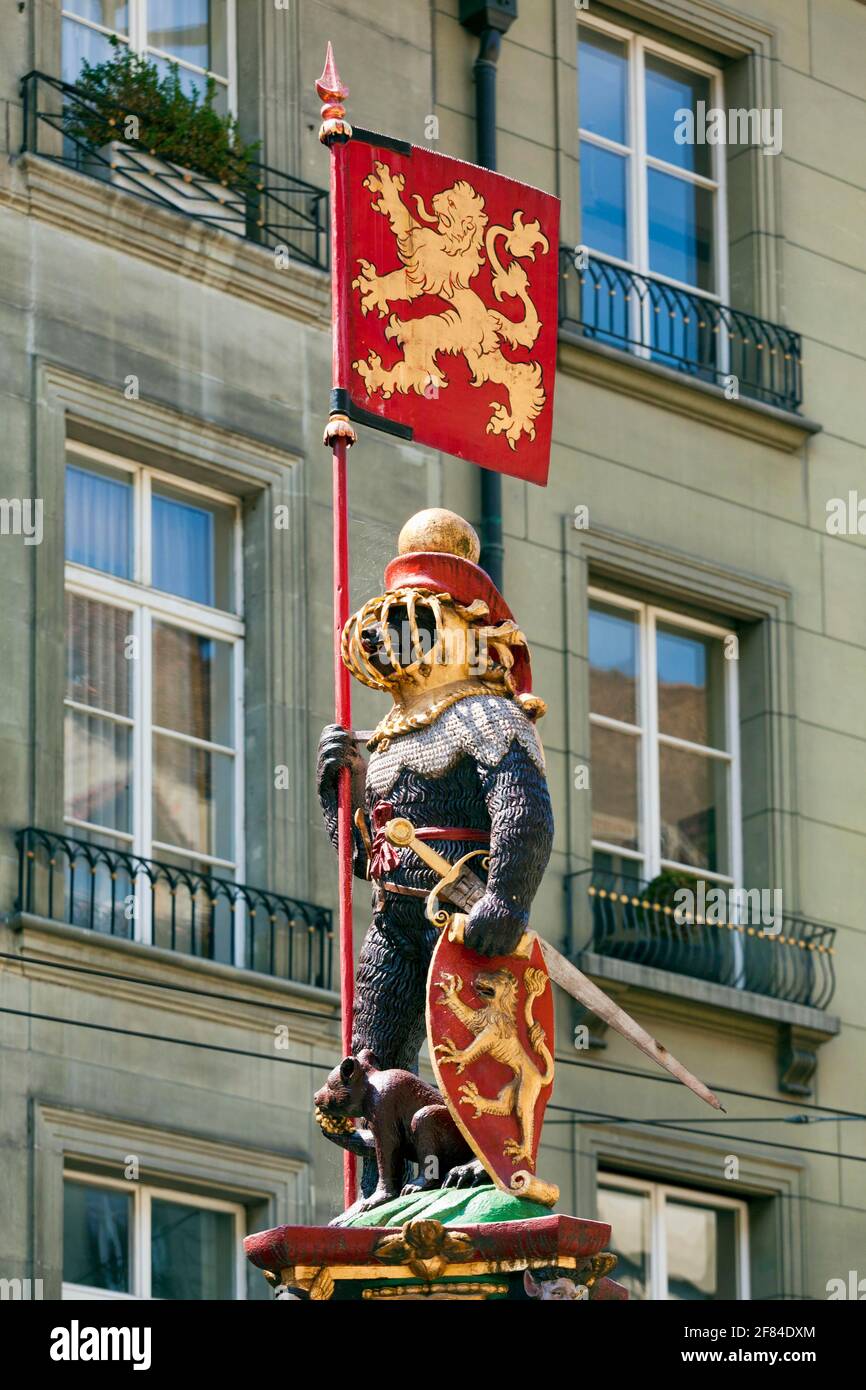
<box><xmin>20</xmin><ymin>70</ymin><xmax>329</xmax><ymax>271</ymax></box>
<box><xmin>16</xmin><ymin>827</ymin><xmax>334</xmax><ymax>991</ymax></box>
<box><xmin>559</xmin><ymin>248</ymin><xmax>803</xmax><ymax>414</ymax></box>
<box><xmin>567</xmin><ymin>867</ymin><xmax>836</xmax><ymax>1011</ymax></box>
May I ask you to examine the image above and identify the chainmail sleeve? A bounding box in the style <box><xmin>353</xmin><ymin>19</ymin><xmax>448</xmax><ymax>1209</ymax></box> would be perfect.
<box><xmin>476</xmin><ymin>738</ymin><xmax>554</xmax><ymax>926</ymax></box>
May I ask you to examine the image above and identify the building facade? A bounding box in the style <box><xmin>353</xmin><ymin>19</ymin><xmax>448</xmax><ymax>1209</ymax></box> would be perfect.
<box><xmin>0</xmin><ymin>0</ymin><xmax>863</xmax><ymax>1301</ymax></box>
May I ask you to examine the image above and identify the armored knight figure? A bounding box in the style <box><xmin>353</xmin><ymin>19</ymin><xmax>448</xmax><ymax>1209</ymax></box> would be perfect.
<box><xmin>317</xmin><ymin>509</ymin><xmax>554</xmax><ymax>1188</ymax></box>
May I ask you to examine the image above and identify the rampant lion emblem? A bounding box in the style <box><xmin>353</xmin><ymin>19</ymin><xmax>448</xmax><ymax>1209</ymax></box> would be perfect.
<box><xmin>434</xmin><ymin>966</ymin><xmax>554</xmax><ymax>1169</ymax></box>
<box><xmin>352</xmin><ymin>161</ymin><xmax>550</xmax><ymax>450</ymax></box>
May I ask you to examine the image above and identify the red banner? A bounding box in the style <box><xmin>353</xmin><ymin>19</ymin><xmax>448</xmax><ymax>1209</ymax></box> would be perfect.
<box><xmin>339</xmin><ymin>133</ymin><xmax>560</xmax><ymax>486</ymax></box>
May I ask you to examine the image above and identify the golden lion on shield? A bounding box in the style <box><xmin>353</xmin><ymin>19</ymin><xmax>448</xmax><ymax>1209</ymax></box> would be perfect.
<box><xmin>351</xmin><ymin>161</ymin><xmax>550</xmax><ymax>450</ymax></box>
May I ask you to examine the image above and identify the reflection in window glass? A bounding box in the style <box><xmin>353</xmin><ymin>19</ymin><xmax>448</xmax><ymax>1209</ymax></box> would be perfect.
<box><xmin>61</xmin><ymin>17</ymin><xmax>119</xmax><ymax>85</ymax></box>
<box><xmin>657</xmin><ymin>624</ymin><xmax>726</xmax><ymax>748</ymax></box>
<box><xmin>151</xmin><ymin>1198</ymin><xmax>235</xmax><ymax>1299</ymax></box>
<box><xmin>580</xmin><ymin>141</ymin><xmax>628</xmax><ymax>262</ymax></box>
<box><xmin>64</xmin><ymin>708</ymin><xmax>132</xmax><ymax>832</ymax></box>
<box><xmin>578</xmin><ymin>29</ymin><xmax>628</xmax><ymax>144</ymax></box>
<box><xmin>648</xmin><ymin>168</ymin><xmax>714</xmax><ymax>291</ymax></box>
<box><xmin>153</xmin><ymin>733</ymin><xmax>234</xmax><ymax>861</ymax></box>
<box><xmin>666</xmin><ymin>1200</ymin><xmax>738</xmax><ymax>1300</ymax></box>
<box><xmin>152</xmin><ymin>488</ymin><xmax>234</xmax><ymax>608</ymax></box>
<box><xmin>659</xmin><ymin>743</ymin><xmax>728</xmax><ymax>873</ymax></box>
<box><xmin>590</xmin><ymin>602</ymin><xmax>639</xmax><ymax>724</ymax></box>
<box><xmin>645</xmin><ymin>55</ymin><xmax>711</xmax><ymax>176</ymax></box>
<box><xmin>65</xmin><ymin>1</ymin><xmax>129</xmax><ymax>31</ymax></box>
<box><xmin>597</xmin><ymin>1184</ymin><xmax>650</xmax><ymax>1300</ymax></box>
<box><xmin>66</xmin><ymin>464</ymin><xmax>133</xmax><ymax>578</ymax></box>
<box><xmin>148</xmin><ymin>0</ymin><xmax>210</xmax><ymax>69</ymax></box>
<box><xmin>66</xmin><ymin>594</ymin><xmax>132</xmax><ymax>716</ymax></box>
<box><xmin>63</xmin><ymin>1181</ymin><xmax>131</xmax><ymax>1293</ymax></box>
<box><xmin>152</xmin><ymin>624</ymin><xmax>232</xmax><ymax>745</ymax></box>
<box><xmin>591</xmin><ymin>723</ymin><xmax>640</xmax><ymax>851</ymax></box>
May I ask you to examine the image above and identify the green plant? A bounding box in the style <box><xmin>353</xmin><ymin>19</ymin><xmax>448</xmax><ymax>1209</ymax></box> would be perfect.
<box><xmin>63</xmin><ymin>37</ymin><xmax>260</xmax><ymax>187</ymax></box>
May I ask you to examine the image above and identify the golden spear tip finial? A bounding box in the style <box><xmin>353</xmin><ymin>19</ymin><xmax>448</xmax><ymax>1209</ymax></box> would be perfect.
<box><xmin>316</xmin><ymin>43</ymin><xmax>352</xmax><ymax>144</ymax></box>
<box><xmin>316</xmin><ymin>42</ymin><xmax>347</xmax><ymax>103</ymax></box>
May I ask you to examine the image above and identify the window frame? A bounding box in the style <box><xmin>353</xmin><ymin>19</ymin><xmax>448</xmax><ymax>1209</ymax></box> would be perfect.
<box><xmin>62</xmin><ymin>1170</ymin><xmax>247</xmax><ymax>1300</ymax></box>
<box><xmin>64</xmin><ymin>442</ymin><xmax>246</xmax><ymax>944</ymax></box>
<box><xmin>588</xmin><ymin>585</ymin><xmax>742</xmax><ymax>889</ymax></box>
<box><xmin>61</xmin><ymin>0</ymin><xmax>238</xmax><ymax>114</ymax></box>
<box><xmin>577</xmin><ymin>11</ymin><xmax>729</xmax><ymax>308</ymax></box>
<box><xmin>598</xmin><ymin>1171</ymin><xmax>750</xmax><ymax>1301</ymax></box>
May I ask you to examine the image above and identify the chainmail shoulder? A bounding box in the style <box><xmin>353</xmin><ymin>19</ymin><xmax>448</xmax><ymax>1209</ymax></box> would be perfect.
<box><xmin>367</xmin><ymin>693</ymin><xmax>546</xmax><ymax>800</ymax></box>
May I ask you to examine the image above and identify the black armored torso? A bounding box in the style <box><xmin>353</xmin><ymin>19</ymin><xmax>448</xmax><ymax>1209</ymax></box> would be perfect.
<box><xmin>318</xmin><ymin>692</ymin><xmax>554</xmax><ymax>1074</ymax></box>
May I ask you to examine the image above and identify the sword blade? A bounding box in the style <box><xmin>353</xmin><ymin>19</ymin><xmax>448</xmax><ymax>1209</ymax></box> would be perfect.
<box><xmin>537</xmin><ymin>939</ymin><xmax>724</xmax><ymax>1112</ymax></box>
<box><xmin>383</xmin><ymin>816</ymin><xmax>723</xmax><ymax>1111</ymax></box>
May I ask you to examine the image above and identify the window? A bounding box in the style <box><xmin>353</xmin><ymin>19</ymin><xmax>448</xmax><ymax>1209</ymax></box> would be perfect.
<box><xmin>597</xmin><ymin>1174</ymin><xmax>749</xmax><ymax>1300</ymax></box>
<box><xmin>62</xmin><ymin>1173</ymin><xmax>246</xmax><ymax>1299</ymax></box>
<box><xmin>63</xmin><ymin>444</ymin><xmax>244</xmax><ymax>941</ymax></box>
<box><xmin>589</xmin><ymin>588</ymin><xmax>741</xmax><ymax>888</ymax></box>
<box><xmin>578</xmin><ymin>14</ymin><xmax>727</xmax><ymax>298</ymax></box>
<box><xmin>62</xmin><ymin>1</ymin><xmax>236</xmax><ymax>113</ymax></box>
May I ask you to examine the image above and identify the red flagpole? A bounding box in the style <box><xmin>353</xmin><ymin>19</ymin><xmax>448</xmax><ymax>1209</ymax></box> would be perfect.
<box><xmin>317</xmin><ymin>44</ymin><xmax>358</xmax><ymax>1211</ymax></box>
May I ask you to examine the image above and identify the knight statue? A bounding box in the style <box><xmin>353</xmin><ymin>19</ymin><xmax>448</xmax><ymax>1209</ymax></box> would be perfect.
<box><xmin>316</xmin><ymin>507</ymin><xmax>554</xmax><ymax>1193</ymax></box>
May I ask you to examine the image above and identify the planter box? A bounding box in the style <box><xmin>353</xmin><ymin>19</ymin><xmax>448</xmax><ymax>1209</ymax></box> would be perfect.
<box><xmin>89</xmin><ymin>141</ymin><xmax>247</xmax><ymax>236</ymax></box>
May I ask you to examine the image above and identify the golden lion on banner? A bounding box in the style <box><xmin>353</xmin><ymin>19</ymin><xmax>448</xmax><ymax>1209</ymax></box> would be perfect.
<box><xmin>352</xmin><ymin>161</ymin><xmax>550</xmax><ymax>450</ymax></box>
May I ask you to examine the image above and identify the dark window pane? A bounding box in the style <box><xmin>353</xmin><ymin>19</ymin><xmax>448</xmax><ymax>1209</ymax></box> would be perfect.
<box><xmin>645</xmin><ymin>55</ymin><xmax>712</xmax><ymax>176</ymax></box>
<box><xmin>64</xmin><ymin>709</ymin><xmax>132</xmax><ymax>832</ymax></box>
<box><xmin>153</xmin><ymin>733</ymin><xmax>234</xmax><ymax>861</ymax></box>
<box><xmin>66</xmin><ymin>594</ymin><xmax>132</xmax><ymax>716</ymax></box>
<box><xmin>151</xmin><ymin>1198</ymin><xmax>235</xmax><ymax>1299</ymax></box>
<box><xmin>148</xmin><ymin>0</ymin><xmax>216</xmax><ymax>73</ymax></box>
<box><xmin>591</xmin><ymin>724</ymin><xmax>640</xmax><ymax>851</ymax></box>
<box><xmin>657</xmin><ymin>624</ymin><xmax>726</xmax><ymax>748</ymax></box>
<box><xmin>580</xmin><ymin>141</ymin><xmax>629</xmax><ymax>261</ymax></box>
<box><xmin>66</xmin><ymin>463</ymin><xmax>132</xmax><ymax>578</ymax></box>
<box><xmin>666</xmin><ymin>1201</ymin><xmax>738</xmax><ymax>1300</ymax></box>
<box><xmin>63</xmin><ymin>1181</ymin><xmax>131</xmax><ymax>1292</ymax></box>
<box><xmin>659</xmin><ymin>744</ymin><xmax>728</xmax><ymax>873</ymax></box>
<box><xmin>153</xmin><ymin>623</ymin><xmax>233</xmax><ymax>745</ymax></box>
<box><xmin>590</xmin><ymin>602</ymin><xmax>639</xmax><ymax>723</ymax></box>
<box><xmin>62</xmin><ymin>18</ymin><xmax>121</xmax><ymax>85</ymax></box>
<box><xmin>597</xmin><ymin>1185</ymin><xmax>650</xmax><ymax>1300</ymax></box>
<box><xmin>578</xmin><ymin>28</ymin><xmax>628</xmax><ymax>144</ymax></box>
<box><xmin>648</xmin><ymin>169</ymin><xmax>714</xmax><ymax>291</ymax></box>
<box><xmin>64</xmin><ymin>2</ymin><xmax>129</xmax><ymax>31</ymax></box>
<box><xmin>151</xmin><ymin>488</ymin><xmax>234</xmax><ymax>609</ymax></box>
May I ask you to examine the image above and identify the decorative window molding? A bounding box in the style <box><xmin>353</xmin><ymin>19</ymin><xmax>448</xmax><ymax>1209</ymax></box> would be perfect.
<box><xmin>32</xmin><ymin>362</ymin><xmax>313</xmax><ymax>904</ymax></box>
<box><xmin>574</xmin><ymin>1121</ymin><xmax>806</xmax><ymax>1301</ymax></box>
<box><xmin>32</xmin><ymin>1102</ymin><xmax>309</xmax><ymax>1298</ymax></box>
<box><xmin>574</xmin><ymin>0</ymin><xmax>784</xmax><ymax>323</ymax></box>
<box><xmin>562</xmin><ymin>517</ymin><xmax>798</xmax><ymax>913</ymax></box>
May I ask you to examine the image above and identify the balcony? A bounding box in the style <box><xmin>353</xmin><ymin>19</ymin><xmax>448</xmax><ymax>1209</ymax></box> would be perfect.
<box><xmin>559</xmin><ymin>249</ymin><xmax>803</xmax><ymax>415</ymax></box>
<box><xmin>568</xmin><ymin>867</ymin><xmax>836</xmax><ymax>1012</ymax></box>
<box><xmin>20</xmin><ymin>70</ymin><xmax>329</xmax><ymax>272</ymax></box>
<box><xmin>15</xmin><ymin>827</ymin><xmax>334</xmax><ymax>992</ymax></box>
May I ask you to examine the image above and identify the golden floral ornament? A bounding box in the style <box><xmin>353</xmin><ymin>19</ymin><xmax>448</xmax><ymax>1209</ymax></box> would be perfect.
<box><xmin>373</xmin><ymin>1218</ymin><xmax>475</xmax><ymax>1282</ymax></box>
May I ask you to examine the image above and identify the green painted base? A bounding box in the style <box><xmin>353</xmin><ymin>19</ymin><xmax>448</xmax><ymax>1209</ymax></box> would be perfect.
<box><xmin>345</xmin><ymin>1183</ymin><xmax>545</xmax><ymax>1228</ymax></box>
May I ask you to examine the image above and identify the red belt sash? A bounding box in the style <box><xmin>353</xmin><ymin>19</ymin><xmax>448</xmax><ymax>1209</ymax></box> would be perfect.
<box><xmin>368</xmin><ymin>800</ymin><xmax>489</xmax><ymax>880</ymax></box>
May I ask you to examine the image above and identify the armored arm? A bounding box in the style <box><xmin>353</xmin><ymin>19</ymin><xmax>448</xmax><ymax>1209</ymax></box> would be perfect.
<box><xmin>463</xmin><ymin>739</ymin><xmax>554</xmax><ymax>958</ymax></box>
<box><xmin>316</xmin><ymin>724</ymin><xmax>370</xmax><ymax>880</ymax></box>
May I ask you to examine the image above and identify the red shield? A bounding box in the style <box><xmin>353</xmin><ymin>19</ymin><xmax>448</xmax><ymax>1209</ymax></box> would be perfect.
<box><xmin>341</xmin><ymin>134</ymin><xmax>560</xmax><ymax>485</ymax></box>
<box><xmin>426</xmin><ymin>928</ymin><xmax>555</xmax><ymax>1195</ymax></box>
